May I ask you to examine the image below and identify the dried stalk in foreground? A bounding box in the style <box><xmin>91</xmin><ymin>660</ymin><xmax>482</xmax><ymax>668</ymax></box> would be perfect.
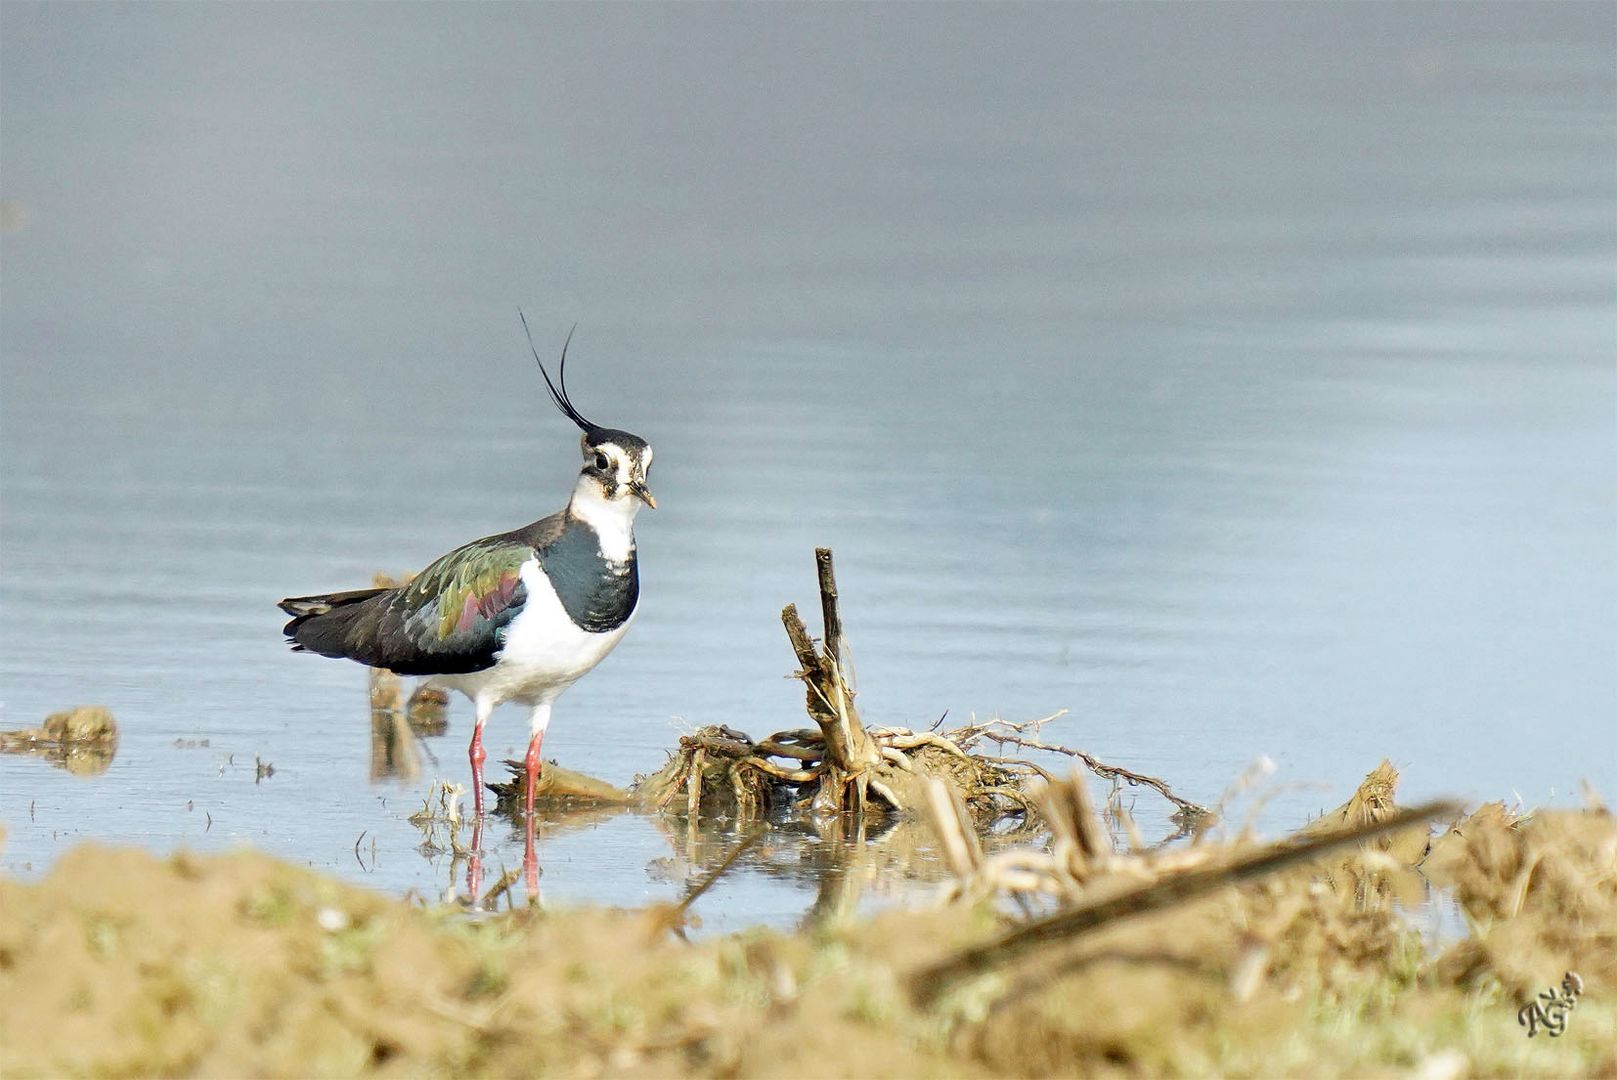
<box><xmin>908</xmin><ymin>797</ymin><xmax>1461</xmax><ymax>1004</ymax></box>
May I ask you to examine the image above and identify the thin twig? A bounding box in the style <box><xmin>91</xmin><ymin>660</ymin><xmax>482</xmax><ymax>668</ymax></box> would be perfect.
<box><xmin>982</xmin><ymin>732</ymin><xmax>1210</xmax><ymax>818</ymax></box>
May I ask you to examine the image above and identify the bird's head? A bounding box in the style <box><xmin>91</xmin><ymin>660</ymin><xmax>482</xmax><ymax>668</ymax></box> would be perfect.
<box><xmin>580</xmin><ymin>427</ymin><xmax>655</xmax><ymax>509</ymax></box>
<box><xmin>523</xmin><ymin>314</ymin><xmax>656</xmax><ymax>511</ymax></box>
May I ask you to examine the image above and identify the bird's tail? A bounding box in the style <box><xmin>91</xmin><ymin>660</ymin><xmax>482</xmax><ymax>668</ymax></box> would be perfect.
<box><xmin>279</xmin><ymin>588</ymin><xmax>387</xmax><ymax>657</ymax></box>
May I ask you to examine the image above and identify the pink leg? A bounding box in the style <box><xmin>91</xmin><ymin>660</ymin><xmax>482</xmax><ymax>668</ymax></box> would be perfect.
<box><xmin>468</xmin><ymin>724</ymin><xmax>488</xmax><ymax>817</ymax></box>
<box><xmin>522</xmin><ymin>703</ymin><xmax>551</xmax><ymax>898</ymax></box>
<box><xmin>523</xmin><ymin>729</ymin><xmax>545</xmax><ymax>818</ymax></box>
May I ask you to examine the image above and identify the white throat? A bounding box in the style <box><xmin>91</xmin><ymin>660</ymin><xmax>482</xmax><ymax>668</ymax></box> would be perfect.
<box><xmin>568</xmin><ymin>475</ymin><xmax>639</xmax><ymax>562</ymax></box>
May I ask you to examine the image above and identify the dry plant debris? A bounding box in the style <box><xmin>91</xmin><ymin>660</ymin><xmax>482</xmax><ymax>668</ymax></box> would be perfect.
<box><xmin>0</xmin><ymin>705</ymin><xmax>119</xmax><ymax>776</ymax></box>
<box><xmin>911</xmin><ymin>764</ymin><xmax>1460</xmax><ymax>1005</ymax></box>
<box><xmin>1423</xmin><ymin>795</ymin><xmax>1617</xmax><ymax>997</ymax></box>
<box><xmin>635</xmin><ymin>548</ymin><xmax>1209</xmax><ymax>834</ymax></box>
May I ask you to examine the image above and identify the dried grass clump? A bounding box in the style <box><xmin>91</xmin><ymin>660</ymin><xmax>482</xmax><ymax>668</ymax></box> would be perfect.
<box><xmin>635</xmin><ymin>724</ymin><xmax>802</xmax><ymax>822</ymax></box>
<box><xmin>905</xmin><ymin>761</ymin><xmax>1617</xmax><ymax>1076</ymax></box>
<box><xmin>910</xmin><ymin>761</ymin><xmax>1455</xmax><ymax>1006</ymax></box>
<box><xmin>1294</xmin><ymin>757</ymin><xmax>1433</xmax><ymax>910</ymax></box>
<box><xmin>634</xmin><ymin>713</ymin><xmax>1206</xmax><ymax>837</ymax></box>
<box><xmin>911</xmin><ymin>762</ymin><xmax>1467</xmax><ymax>1076</ymax></box>
<box><xmin>1424</xmin><ymin>796</ymin><xmax>1617</xmax><ymax>993</ymax></box>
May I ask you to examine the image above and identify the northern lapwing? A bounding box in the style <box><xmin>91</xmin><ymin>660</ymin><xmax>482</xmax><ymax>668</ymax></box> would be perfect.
<box><xmin>279</xmin><ymin>322</ymin><xmax>654</xmax><ymax>828</ymax></box>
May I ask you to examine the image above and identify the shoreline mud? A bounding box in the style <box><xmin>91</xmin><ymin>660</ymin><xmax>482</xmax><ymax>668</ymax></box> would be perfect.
<box><xmin>3</xmin><ymin>778</ymin><xmax>1611</xmax><ymax>1077</ymax></box>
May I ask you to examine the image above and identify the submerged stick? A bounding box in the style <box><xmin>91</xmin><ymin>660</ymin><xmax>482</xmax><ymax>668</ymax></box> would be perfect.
<box><xmin>672</xmin><ymin>826</ymin><xmax>769</xmax><ymax>922</ymax></box>
<box><xmin>908</xmin><ymin>798</ymin><xmax>1461</xmax><ymax>1004</ymax></box>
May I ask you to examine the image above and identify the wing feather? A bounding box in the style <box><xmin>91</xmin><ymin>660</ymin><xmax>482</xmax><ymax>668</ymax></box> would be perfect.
<box><xmin>283</xmin><ymin>512</ymin><xmax>567</xmax><ymax>676</ymax></box>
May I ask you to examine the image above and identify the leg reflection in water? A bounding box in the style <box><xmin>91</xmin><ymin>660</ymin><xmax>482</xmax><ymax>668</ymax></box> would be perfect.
<box><xmin>416</xmin><ymin>762</ymin><xmax>636</xmax><ymax>909</ymax></box>
<box><xmin>524</xmin><ymin>813</ymin><xmax>540</xmax><ymax>896</ymax></box>
<box><xmin>466</xmin><ymin>817</ymin><xmax>484</xmax><ymax>903</ymax></box>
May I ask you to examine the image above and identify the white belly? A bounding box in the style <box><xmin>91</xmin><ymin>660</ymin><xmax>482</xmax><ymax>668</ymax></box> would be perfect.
<box><xmin>435</xmin><ymin>558</ymin><xmax>634</xmax><ymax>708</ymax></box>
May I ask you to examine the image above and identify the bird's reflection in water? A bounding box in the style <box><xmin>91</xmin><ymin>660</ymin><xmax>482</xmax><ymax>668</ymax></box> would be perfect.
<box><xmin>375</xmin><ymin>700</ymin><xmax>629</xmax><ymax>909</ymax></box>
<box><xmin>473</xmin><ymin>802</ymin><xmax>629</xmax><ymax>908</ymax></box>
<box><xmin>401</xmin><ymin>776</ymin><xmax>629</xmax><ymax>911</ymax></box>
<box><xmin>383</xmin><ymin>726</ymin><xmax>1059</xmax><ymax>927</ymax></box>
<box><xmin>398</xmin><ymin>776</ymin><xmax>970</xmax><ymax>925</ymax></box>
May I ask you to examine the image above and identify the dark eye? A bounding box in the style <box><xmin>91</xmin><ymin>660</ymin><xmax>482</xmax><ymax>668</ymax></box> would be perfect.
<box><xmin>594</xmin><ymin>452</ymin><xmax>611</xmax><ymax>471</ymax></box>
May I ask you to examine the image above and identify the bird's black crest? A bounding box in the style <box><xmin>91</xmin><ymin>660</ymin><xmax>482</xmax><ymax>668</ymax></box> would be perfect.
<box><xmin>520</xmin><ymin>310</ymin><xmax>601</xmax><ymax>435</ymax></box>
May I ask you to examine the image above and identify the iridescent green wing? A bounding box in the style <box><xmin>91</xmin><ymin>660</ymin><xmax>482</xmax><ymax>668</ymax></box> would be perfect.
<box><xmin>354</xmin><ymin>536</ymin><xmax>537</xmax><ymax>676</ymax></box>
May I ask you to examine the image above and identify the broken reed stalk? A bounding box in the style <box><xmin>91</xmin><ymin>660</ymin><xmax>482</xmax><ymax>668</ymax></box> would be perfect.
<box><xmin>781</xmin><ymin>548</ymin><xmax>883</xmax><ymax>812</ymax></box>
<box><xmin>908</xmin><ymin>798</ymin><xmax>1461</xmax><ymax>1004</ymax></box>
<box><xmin>1044</xmin><ymin>768</ymin><xmax>1109</xmax><ymax>879</ymax></box>
<box><xmin>925</xmin><ymin>778</ymin><xmax>984</xmax><ymax>879</ymax></box>
<box><xmin>816</xmin><ymin>547</ymin><xmax>845</xmax><ymax>669</ymax></box>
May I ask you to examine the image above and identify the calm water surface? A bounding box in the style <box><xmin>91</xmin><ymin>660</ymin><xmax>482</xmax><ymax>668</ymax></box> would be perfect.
<box><xmin>2</xmin><ymin>4</ymin><xmax>1613</xmax><ymax>931</ymax></box>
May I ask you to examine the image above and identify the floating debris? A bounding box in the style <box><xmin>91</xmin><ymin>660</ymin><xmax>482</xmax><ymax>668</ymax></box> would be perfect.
<box><xmin>405</xmin><ymin>684</ymin><xmax>450</xmax><ymax>736</ymax></box>
<box><xmin>368</xmin><ymin>664</ymin><xmax>422</xmax><ymax>782</ymax></box>
<box><xmin>488</xmin><ymin>760</ymin><xmax>634</xmax><ymax>812</ymax></box>
<box><xmin>0</xmin><ymin>706</ymin><xmax>119</xmax><ymax>776</ymax></box>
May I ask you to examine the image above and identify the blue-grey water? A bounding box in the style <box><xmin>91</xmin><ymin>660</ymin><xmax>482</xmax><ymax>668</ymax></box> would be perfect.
<box><xmin>2</xmin><ymin>4</ymin><xmax>1613</xmax><ymax>932</ymax></box>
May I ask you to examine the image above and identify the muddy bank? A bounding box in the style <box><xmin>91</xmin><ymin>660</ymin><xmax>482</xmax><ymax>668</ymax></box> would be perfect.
<box><xmin>2</xmin><ymin>796</ymin><xmax>1613</xmax><ymax>1077</ymax></box>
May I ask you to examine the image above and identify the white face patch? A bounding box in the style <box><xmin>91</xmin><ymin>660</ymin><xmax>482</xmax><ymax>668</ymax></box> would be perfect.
<box><xmin>598</xmin><ymin>442</ymin><xmax>634</xmax><ymax>491</ymax></box>
<box><xmin>586</xmin><ymin>440</ymin><xmax>651</xmax><ymax>500</ymax></box>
